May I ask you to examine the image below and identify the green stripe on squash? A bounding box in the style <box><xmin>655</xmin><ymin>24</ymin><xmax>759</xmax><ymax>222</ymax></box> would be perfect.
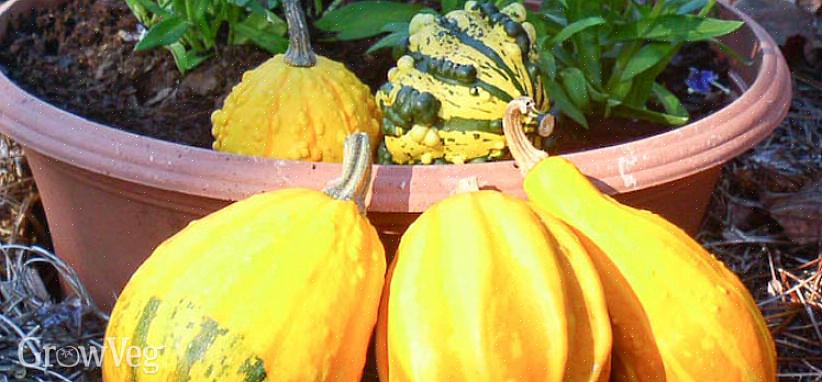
<box><xmin>239</xmin><ymin>357</ymin><xmax>267</xmax><ymax>382</ymax></box>
<box><xmin>176</xmin><ymin>318</ymin><xmax>228</xmax><ymax>382</ymax></box>
<box><xmin>435</xmin><ymin>17</ymin><xmax>527</xmax><ymax>95</ymax></box>
<box><xmin>410</xmin><ymin>52</ymin><xmax>515</xmax><ymax>102</ymax></box>
<box><xmin>131</xmin><ymin>297</ymin><xmax>161</xmax><ymax>382</ymax></box>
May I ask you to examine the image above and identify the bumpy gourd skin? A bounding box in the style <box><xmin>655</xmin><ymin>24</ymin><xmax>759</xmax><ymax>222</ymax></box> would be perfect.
<box><xmin>376</xmin><ymin>1</ymin><xmax>547</xmax><ymax>165</ymax></box>
<box><xmin>524</xmin><ymin>158</ymin><xmax>777</xmax><ymax>382</ymax></box>
<box><xmin>103</xmin><ymin>188</ymin><xmax>386</xmax><ymax>381</ymax></box>
<box><xmin>211</xmin><ymin>55</ymin><xmax>381</xmax><ymax>162</ymax></box>
<box><xmin>376</xmin><ymin>190</ymin><xmax>612</xmax><ymax>382</ymax></box>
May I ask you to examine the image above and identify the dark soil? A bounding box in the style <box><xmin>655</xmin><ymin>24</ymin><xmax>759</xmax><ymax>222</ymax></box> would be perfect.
<box><xmin>0</xmin><ymin>0</ymin><xmax>730</xmax><ymax>154</ymax></box>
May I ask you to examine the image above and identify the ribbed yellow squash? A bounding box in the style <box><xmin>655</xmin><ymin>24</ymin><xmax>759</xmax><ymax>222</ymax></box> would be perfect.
<box><xmin>503</xmin><ymin>97</ymin><xmax>777</xmax><ymax>382</ymax></box>
<box><xmin>375</xmin><ymin>181</ymin><xmax>611</xmax><ymax>382</ymax></box>
<box><xmin>103</xmin><ymin>134</ymin><xmax>385</xmax><ymax>382</ymax></box>
<box><xmin>531</xmin><ymin>207</ymin><xmax>613</xmax><ymax>382</ymax></box>
<box><xmin>211</xmin><ymin>0</ymin><xmax>381</xmax><ymax>162</ymax></box>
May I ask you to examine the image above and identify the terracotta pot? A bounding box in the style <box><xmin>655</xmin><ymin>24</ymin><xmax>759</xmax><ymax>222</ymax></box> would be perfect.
<box><xmin>0</xmin><ymin>0</ymin><xmax>790</xmax><ymax>311</ymax></box>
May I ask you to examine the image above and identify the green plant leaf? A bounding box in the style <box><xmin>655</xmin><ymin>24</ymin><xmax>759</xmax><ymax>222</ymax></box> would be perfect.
<box><xmin>559</xmin><ymin>67</ymin><xmax>591</xmax><ymax>112</ymax></box>
<box><xmin>124</xmin><ymin>0</ymin><xmax>153</xmax><ymax>25</ymax></box>
<box><xmin>551</xmin><ymin>45</ymin><xmax>578</xmax><ymax>68</ymax></box>
<box><xmin>527</xmin><ymin>11</ymin><xmax>563</xmax><ymax>38</ymax></box>
<box><xmin>546</xmin><ymin>16</ymin><xmax>606</xmax><ymax>46</ymax></box>
<box><xmin>391</xmin><ymin>44</ymin><xmax>406</xmax><ymax>60</ymax></box>
<box><xmin>676</xmin><ymin>0</ymin><xmax>708</xmax><ymax>14</ymax></box>
<box><xmin>367</xmin><ymin>30</ymin><xmax>409</xmax><ymax>54</ymax></box>
<box><xmin>698</xmin><ymin>0</ymin><xmax>717</xmax><ymax>16</ymax></box>
<box><xmin>709</xmin><ymin>37</ymin><xmax>753</xmax><ymax>66</ymax></box>
<box><xmin>441</xmin><ymin>0</ymin><xmax>466</xmax><ymax>12</ymax></box>
<box><xmin>566</xmin><ymin>0</ymin><xmax>603</xmax><ymax>86</ymax></box>
<box><xmin>623</xmin><ymin>41</ymin><xmax>681</xmax><ymax>107</ymax></box>
<box><xmin>566</xmin><ymin>0</ymin><xmax>600</xmax><ymax>20</ymax></box>
<box><xmin>538</xmin><ymin>50</ymin><xmax>557</xmax><ymax>80</ymax></box>
<box><xmin>315</xmin><ymin>1</ymin><xmax>426</xmax><ymax>40</ymax></box>
<box><xmin>167</xmin><ymin>42</ymin><xmax>210</xmax><ymax>73</ymax></box>
<box><xmin>545</xmin><ymin>79</ymin><xmax>589</xmax><ymax>128</ymax></box>
<box><xmin>620</xmin><ymin>43</ymin><xmax>676</xmax><ymax>81</ymax></box>
<box><xmin>614</xmin><ymin>103</ymin><xmax>688</xmax><ymax>125</ymax></box>
<box><xmin>381</xmin><ymin>22</ymin><xmax>409</xmax><ymax>33</ymax></box>
<box><xmin>227</xmin><ymin>0</ymin><xmax>252</xmax><ymax>7</ymax></box>
<box><xmin>135</xmin><ymin>16</ymin><xmax>189</xmax><ymax>51</ymax></box>
<box><xmin>538</xmin><ymin>7</ymin><xmax>568</xmax><ymax>27</ymax></box>
<box><xmin>651</xmin><ymin>82</ymin><xmax>688</xmax><ymax>118</ymax></box>
<box><xmin>232</xmin><ymin>18</ymin><xmax>289</xmax><ymax>53</ymax></box>
<box><xmin>608</xmin><ymin>80</ymin><xmax>633</xmax><ymax>102</ymax></box>
<box><xmin>586</xmin><ymin>82</ymin><xmax>608</xmax><ymax>102</ymax></box>
<box><xmin>191</xmin><ymin>0</ymin><xmax>209</xmax><ymax>21</ymax></box>
<box><xmin>129</xmin><ymin>0</ymin><xmax>173</xmax><ymax>23</ymax></box>
<box><xmin>612</xmin><ymin>15</ymin><xmax>743</xmax><ymax>42</ymax></box>
<box><xmin>494</xmin><ymin>0</ymin><xmax>522</xmax><ymax>8</ymax></box>
<box><xmin>171</xmin><ymin>0</ymin><xmax>187</xmax><ymax>17</ymax></box>
<box><xmin>244</xmin><ymin>10</ymin><xmax>287</xmax><ymax>36</ymax></box>
<box><xmin>604</xmin><ymin>0</ymin><xmax>627</xmax><ymax>15</ymax></box>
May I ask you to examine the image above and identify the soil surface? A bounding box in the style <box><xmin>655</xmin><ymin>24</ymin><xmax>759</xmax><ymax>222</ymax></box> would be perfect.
<box><xmin>0</xmin><ymin>0</ymin><xmax>730</xmax><ymax>153</ymax></box>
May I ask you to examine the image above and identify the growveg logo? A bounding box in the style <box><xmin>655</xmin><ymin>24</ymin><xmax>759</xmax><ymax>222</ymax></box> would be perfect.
<box><xmin>17</xmin><ymin>336</ymin><xmax>163</xmax><ymax>374</ymax></box>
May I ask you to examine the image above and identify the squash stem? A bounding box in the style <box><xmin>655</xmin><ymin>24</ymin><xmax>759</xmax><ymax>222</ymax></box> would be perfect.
<box><xmin>324</xmin><ymin>133</ymin><xmax>372</xmax><ymax>214</ymax></box>
<box><xmin>283</xmin><ymin>0</ymin><xmax>317</xmax><ymax>67</ymax></box>
<box><xmin>503</xmin><ymin>97</ymin><xmax>549</xmax><ymax>176</ymax></box>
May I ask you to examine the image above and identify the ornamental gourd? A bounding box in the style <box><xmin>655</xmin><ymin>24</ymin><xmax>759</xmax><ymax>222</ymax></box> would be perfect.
<box><xmin>375</xmin><ymin>1</ymin><xmax>548</xmax><ymax>165</ymax></box>
<box><xmin>211</xmin><ymin>0</ymin><xmax>381</xmax><ymax>162</ymax></box>
<box><xmin>103</xmin><ymin>134</ymin><xmax>385</xmax><ymax>382</ymax></box>
<box><xmin>376</xmin><ymin>179</ymin><xmax>611</xmax><ymax>382</ymax></box>
<box><xmin>503</xmin><ymin>97</ymin><xmax>777</xmax><ymax>381</ymax></box>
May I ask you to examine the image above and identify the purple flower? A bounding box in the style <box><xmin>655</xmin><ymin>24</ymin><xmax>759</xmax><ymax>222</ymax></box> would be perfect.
<box><xmin>686</xmin><ymin>68</ymin><xmax>719</xmax><ymax>95</ymax></box>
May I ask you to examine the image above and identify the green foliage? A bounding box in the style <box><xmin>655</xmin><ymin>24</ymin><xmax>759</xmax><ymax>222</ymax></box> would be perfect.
<box><xmin>530</xmin><ymin>0</ymin><xmax>743</xmax><ymax>127</ymax></box>
<box><xmin>315</xmin><ymin>1</ymin><xmax>434</xmax><ymax>57</ymax></box>
<box><xmin>315</xmin><ymin>1</ymin><xmax>427</xmax><ymax>40</ymax></box>
<box><xmin>126</xmin><ymin>0</ymin><xmax>287</xmax><ymax>73</ymax></box>
<box><xmin>314</xmin><ymin>0</ymin><xmax>526</xmax><ymax>57</ymax></box>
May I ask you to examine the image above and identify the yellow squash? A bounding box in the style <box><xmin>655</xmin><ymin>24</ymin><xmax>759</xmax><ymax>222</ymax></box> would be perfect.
<box><xmin>376</xmin><ymin>179</ymin><xmax>611</xmax><ymax>382</ymax></box>
<box><xmin>503</xmin><ymin>97</ymin><xmax>777</xmax><ymax>382</ymax></box>
<box><xmin>211</xmin><ymin>0</ymin><xmax>381</xmax><ymax>162</ymax></box>
<box><xmin>103</xmin><ymin>134</ymin><xmax>385</xmax><ymax>382</ymax></box>
<box><xmin>531</xmin><ymin>207</ymin><xmax>613</xmax><ymax>382</ymax></box>
<box><xmin>375</xmin><ymin>1</ymin><xmax>548</xmax><ymax>165</ymax></box>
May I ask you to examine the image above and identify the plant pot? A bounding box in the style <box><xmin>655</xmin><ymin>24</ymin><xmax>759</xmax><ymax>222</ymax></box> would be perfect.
<box><xmin>0</xmin><ymin>0</ymin><xmax>791</xmax><ymax>311</ymax></box>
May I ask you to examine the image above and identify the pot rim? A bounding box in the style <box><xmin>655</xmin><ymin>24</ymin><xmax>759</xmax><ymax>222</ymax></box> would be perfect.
<box><xmin>0</xmin><ymin>0</ymin><xmax>791</xmax><ymax>213</ymax></box>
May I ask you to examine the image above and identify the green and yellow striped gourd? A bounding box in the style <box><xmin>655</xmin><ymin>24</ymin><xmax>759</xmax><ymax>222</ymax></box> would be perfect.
<box><xmin>375</xmin><ymin>1</ymin><xmax>548</xmax><ymax>165</ymax></box>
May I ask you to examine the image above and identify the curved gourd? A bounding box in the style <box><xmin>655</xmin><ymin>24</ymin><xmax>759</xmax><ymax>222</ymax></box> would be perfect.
<box><xmin>503</xmin><ymin>97</ymin><xmax>777</xmax><ymax>382</ymax></box>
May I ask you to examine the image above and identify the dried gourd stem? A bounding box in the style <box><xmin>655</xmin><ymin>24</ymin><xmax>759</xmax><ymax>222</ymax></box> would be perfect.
<box><xmin>503</xmin><ymin>97</ymin><xmax>548</xmax><ymax>176</ymax></box>
<box><xmin>283</xmin><ymin>0</ymin><xmax>317</xmax><ymax>67</ymax></box>
<box><xmin>324</xmin><ymin>133</ymin><xmax>372</xmax><ymax>214</ymax></box>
